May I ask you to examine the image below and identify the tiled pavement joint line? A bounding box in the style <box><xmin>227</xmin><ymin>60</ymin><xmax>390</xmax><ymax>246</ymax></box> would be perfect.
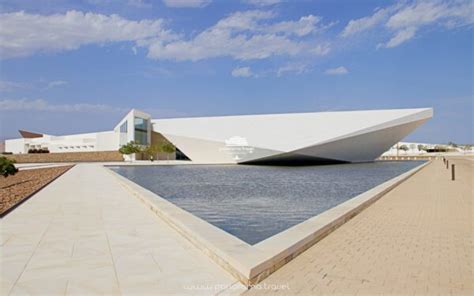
<box><xmin>5</xmin><ymin>166</ymin><xmax>77</xmax><ymax>294</ymax></box>
<box><xmin>103</xmin><ymin>230</ymin><xmax>122</xmax><ymax>294</ymax></box>
<box><xmin>150</xmin><ymin>252</ymin><xmax>163</xmax><ymax>272</ymax></box>
<box><xmin>6</xmin><ymin>182</ymin><xmax>63</xmax><ymax>295</ymax></box>
<box><xmin>0</xmin><ymin>236</ymin><xmax>12</xmax><ymax>247</ymax></box>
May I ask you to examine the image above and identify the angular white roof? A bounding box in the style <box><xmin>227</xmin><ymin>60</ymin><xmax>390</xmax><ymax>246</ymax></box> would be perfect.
<box><xmin>152</xmin><ymin>108</ymin><xmax>433</xmax><ymax>164</ymax></box>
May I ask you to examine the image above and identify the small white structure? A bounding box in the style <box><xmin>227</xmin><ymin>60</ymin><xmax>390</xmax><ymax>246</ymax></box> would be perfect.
<box><xmin>5</xmin><ymin>107</ymin><xmax>433</xmax><ymax>164</ymax></box>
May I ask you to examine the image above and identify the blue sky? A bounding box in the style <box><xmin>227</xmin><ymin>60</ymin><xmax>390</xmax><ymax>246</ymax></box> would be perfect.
<box><xmin>0</xmin><ymin>0</ymin><xmax>472</xmax><ymax>144</ymax></box>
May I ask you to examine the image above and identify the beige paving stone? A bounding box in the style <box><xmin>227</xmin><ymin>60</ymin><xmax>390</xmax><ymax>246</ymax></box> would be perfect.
<box><xmin>9</xmin><ymin>278</ymin><xmax>68</xmax><ymax>295</ymax></box>
<box><xmin>65</xmin><ymin>277</ymin><xmax>121</xmax><ymax>295</ymax></box>
<box><xmin>246</xmin><ymin>157</ymin><xmax>473</xmax><ymax>295</ymax></box>
<box><xmin>0</xmin><ymin>163</ymin><xmax>243</xmax><ymax>295</ymax></box>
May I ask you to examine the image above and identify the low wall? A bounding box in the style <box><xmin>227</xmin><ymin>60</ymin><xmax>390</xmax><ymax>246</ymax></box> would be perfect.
<box><xmin>4</xmin><ymin>151</ymin><xmax>124</xmax><ymax>163</ymax></box>
<box><xmin>378</xmin><ymin>155</ymin><xmax>440</xmax><ymax>161</ymax></box>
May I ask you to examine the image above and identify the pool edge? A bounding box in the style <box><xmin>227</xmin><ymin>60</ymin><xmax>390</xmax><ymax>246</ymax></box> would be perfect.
<box><xmin>105</xmin><ymin>161</ymin><xmax>431</xmax><ymax>287</ymax></box>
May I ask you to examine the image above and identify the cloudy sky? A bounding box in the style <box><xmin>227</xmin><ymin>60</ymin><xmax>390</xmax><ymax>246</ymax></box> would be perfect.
<box><xmin>0</xmin><ymin>0</ymin><xmax>472</xmax><ymax>143</ymax></box>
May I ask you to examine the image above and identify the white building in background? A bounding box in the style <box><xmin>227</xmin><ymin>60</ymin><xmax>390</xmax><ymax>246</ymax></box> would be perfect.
<box><xmin>382</xmin><ymin>141</ymin><xmax>473</xmax><ymax>156</ymax></box>
<box><xmin>5</xmin><ymin>108</ymin><xmax>433</xmax><ymax>164</ymax></box>
<box><xmin>382</xmin><ymin>142</ymin><xmax>435</xmax><ymax>156</ymax></box>
<box><xmin>5</xmin><ymin>109</ymin><xmax>151</xmax><ymax>154</ymax></box>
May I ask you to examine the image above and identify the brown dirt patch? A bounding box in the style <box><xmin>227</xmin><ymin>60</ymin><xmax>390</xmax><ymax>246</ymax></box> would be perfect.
<box><xmin>0</xmin><ymin>165</ymin><xmax>73</xmax><ymax>217</ymax></box>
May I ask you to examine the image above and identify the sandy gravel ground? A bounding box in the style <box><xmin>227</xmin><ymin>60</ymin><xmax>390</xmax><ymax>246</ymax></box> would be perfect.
<box><xmin>0</xmin><ymin>165</ymin><xmax>73</xmax><ymax>216</ymax></box>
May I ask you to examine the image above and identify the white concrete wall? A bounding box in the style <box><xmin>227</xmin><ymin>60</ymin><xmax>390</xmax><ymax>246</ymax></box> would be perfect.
<box><xmin>5</xmin><ymin>138</ymin><xmax>27</xmax><ymax>154</ymax></box>
<box><xmin>113</xmin><ymin>109</ymin><xmax>152</xmax><ymax>146</ymax></box>
<box><xmin>113</xmin><ymin>111</ymin><xmax>133</xmax><ymax>144</ymax></box>
<box><xmin>47</xmin><ymin>133</ymin><xmax>97</xmax><ymax>152</ymax></box>
<box><xmin>5</xmin><ymin>131</ymin><xmax>120</xmax><ymax>154</ymax></box>
<box><xmin>96</xmin><ymin>131</ymin><xmax>120</xmax><ymax>151</ymax></box>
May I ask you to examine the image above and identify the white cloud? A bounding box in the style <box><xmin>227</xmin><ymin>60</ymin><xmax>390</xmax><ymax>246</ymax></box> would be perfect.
<box><xmin>386</xmin><ymin>1</ymin><xmax>459</xmax><ymax>29</ymax></box>
<box><xmin>231</xmin><ymin>66</ymin><xmax>254</xmax><ymax>77</ymax></box>
<box><xmin>0</xmin><ymin>98</ymin><xmax>125</xmax><ymax>113</ymax></box>
<box><xmin>341</xmin><ymin>7</ymin><xmax>392</xmax><ymax>37</ymax></box>
<box><xmin>244</xmin><ymin>0</ymin><xmax>281</xmax><ymax>7</ymax></box>
<box><xmin>0</xmin><ymin>9</ymin><xmax>331</xmax><ymax>62</ymax></box>
<box><xmin>381</xmin><ymin>1</ymin><xmax>473</xmax><ymax>47</ymax></box>
<box><xmin>311</xmin><ymin>43</ymin><xmax>331</xmax><ymax>56</ymax></box>
<box><xmin>384</xmin><ymin>27</ymin><xmax>417</xmax><ymax>48</ymax></box>
<box><xmin>341</xmin><ymin>0</ymin><xmax>473</xmax><ymax>48</ymax></box>
<box><xmin>0</xmin><ymin>80</ymin><xmax>70</xmax><ymax>92</ymax></box>
<box><xmin>162</xmin><ymin>0</ymin><xmax>211</xmax><ymax>8</ymax></box>
<box><xmin>86</xmin><ymin>0</ymin><xmax>113</xmax><ymax>5</ymax></box>
<box><xmin>45</xmin><ymin>80</ymin><xmax>68</xmax><ymax>90</ymax></box>
<box><xmin>266</xmin><ymin>15</ymin><xmax>324</xmax><ymax>37</ymax></box>
<box><xmin>325</xmin><ymin>66</ymin><xmax>349</xmax><ymax>75</ymax></box>
<box><xmin>128</xmin><ymin>0</ymin><xmax>152</xmax><ymax>8</ymax></box>
<box><xmin>215</xmin><ymin>10</ymin><xmax>274</xmax><ymax>31</ymax></box>
<box><xmin>277</xmin><ymin>63</ymin><xmax>309</xmax><ymax>77</ymax></box>
<box><xmin>0</xmin><ymin>80</ymin><xmax>29</xmax><ymax>92</ymax></box>
<box><xmin>146</xmin><ymin>10</ymin><xmax>332</xmax><ymax>61</ymax></box>
<box><xmin>0</xmin><ymin>10</ymin><xmax>176</xmax><ymax>58</ymax></box>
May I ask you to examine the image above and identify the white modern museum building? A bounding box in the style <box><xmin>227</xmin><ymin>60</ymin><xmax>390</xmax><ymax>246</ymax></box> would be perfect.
<box><xmin>5</xmin><ymin>108</ymin><xmax>433</xmax><ymax>164</ymax></box>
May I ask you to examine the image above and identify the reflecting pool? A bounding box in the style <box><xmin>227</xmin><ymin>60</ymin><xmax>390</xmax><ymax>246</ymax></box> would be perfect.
<box><xmin>109</xmin><ymin>161</ymin><xmax>424</xmax><ymax>245</ymax></box>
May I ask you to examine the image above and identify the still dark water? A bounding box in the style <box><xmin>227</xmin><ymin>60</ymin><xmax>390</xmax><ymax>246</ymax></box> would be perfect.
<box><xmin>109</xmin><ymin>161</ymin><xmax>424</xmax><ymax>245</ymax></box>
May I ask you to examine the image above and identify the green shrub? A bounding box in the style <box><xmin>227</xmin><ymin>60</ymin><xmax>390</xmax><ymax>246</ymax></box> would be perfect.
<box><xmin>144</xmin><ymin>145</ymin><xmax>161</xmax><ymax>160</ymax></box>
<box><xmin>118</xmin><ymin>141</ymin><xmax>142</xmax><ymax>155</ymax></box>
<box><xmin>145</xmin><ymin>144</ymin><xmax>160</xmax><ymax>155</ymax></box>
<box><xmin>160</xmin><ymin>142</ymin><xmax>176</xmax><ymax>160</ymax></box>
<box><xmin>161</xmin><ymin>143</ymin><xmax>175</xmax><ymax>154</ymax></box>
<box><xmin>0</xmin><ymin>156</ymin><xmax>18</xmax><ymax>177</ymax></box>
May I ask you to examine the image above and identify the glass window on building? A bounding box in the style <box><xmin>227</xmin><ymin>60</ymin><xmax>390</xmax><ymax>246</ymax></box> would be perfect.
<box><xmin>134</xmin><ymin>117</ymin><xmax>148</xmax><ymax>130</ymax></box>
<box><xmin>120</xmin><ymin>121</ymin><xmax>128</xmax><ymax>133</ymax></box>
<box><xmin>134</xmin><ymin>117</ymin><xmax>149</xmax><ymax>145</ymax></box>
<box><xmin>134</xmin><ymin>130</ymin><xmax>148</xmax><ymax>145</ymax></box>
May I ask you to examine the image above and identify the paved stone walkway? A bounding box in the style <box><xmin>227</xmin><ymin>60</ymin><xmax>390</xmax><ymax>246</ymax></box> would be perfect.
<box><xmin>1</xmin><ymin>164</ymin><xmax>244</xmax><ymax>295</ymax></box>
<box><xmin>246</xmin><ymin>157</ymin><xmax>473</xmax><ymax>295</ymax></box>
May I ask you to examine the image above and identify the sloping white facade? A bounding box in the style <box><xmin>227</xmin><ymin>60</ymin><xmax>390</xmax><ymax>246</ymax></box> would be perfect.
<box><xmin>152</xmin><ymin>108</ymin><xmax>433</xmax><ymax>164</ymax></box>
